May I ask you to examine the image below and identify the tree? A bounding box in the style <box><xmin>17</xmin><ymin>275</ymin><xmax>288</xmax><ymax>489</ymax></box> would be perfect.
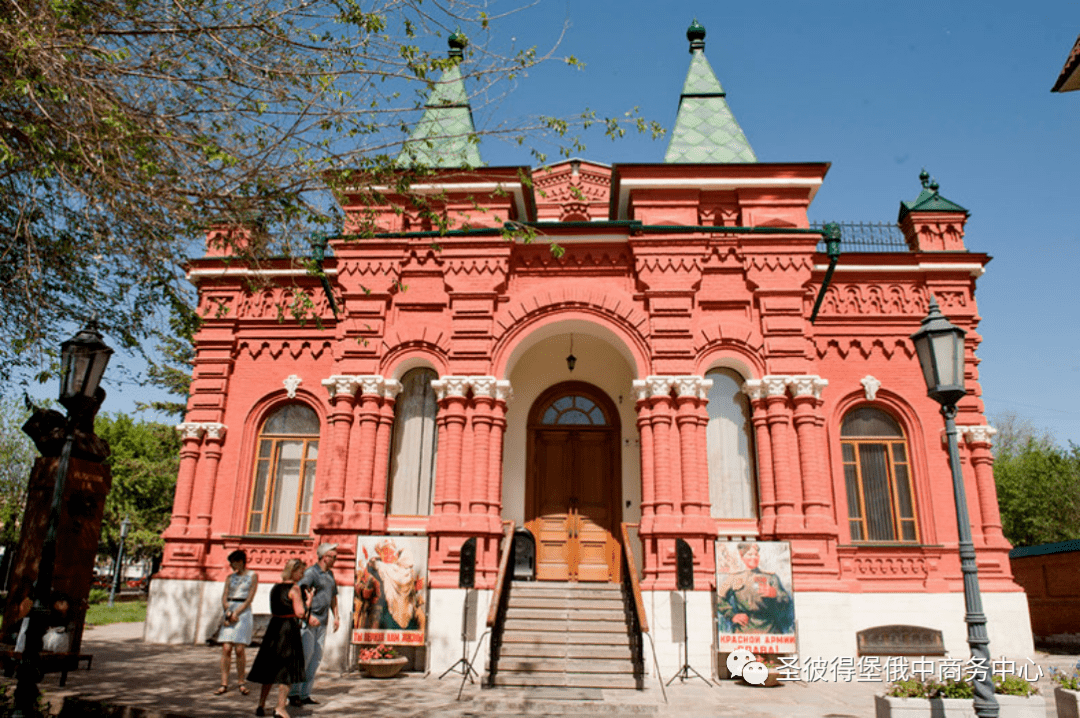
<box><xmin>94</xmin><ymin>412</ymin><xmax>180</xmax><ymax>564</ymax></box>
<box><xmin>2</xmin><ymin>0</ymin><xmax>656</xmax><ymax>384</ymax></box>
<box><xmin>0</xmin><ymin>394</ymin><xmax>35</xmax><ymax>550</ymax></box>
<box><xmin>991</xmin><ymin>413</ymin><xmax>1080</xmax><ymax>547</ymax></box>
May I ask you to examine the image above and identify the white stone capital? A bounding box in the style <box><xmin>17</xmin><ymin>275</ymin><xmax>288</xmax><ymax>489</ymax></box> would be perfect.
<box><xmin>175</xmin><ymin>422</ymin><xmax>206</xmax><ymax>441</ymax></box>
<box><xmin>358</xmin><ymin>375</ymin><xmax>385</xmax><ymax>397</ymax></box>
<box><xmin>495</xmin><ymin>379</ymin><xmax>513</xmax><ymax>403</ymax></box>
<box><xmin>321</xmin><ymin>375</ymin><xmax>360</xmax><ymax>400</ymax></box>
<box><xmin>470</xmin><ymin>376</ymin><xmax>498</xmax><ymax>398</ymax></box>
<box><xmin>632</xmin><ymin>379</ymin><xmax>650</xmax><ymax>403</ymax></box>
<box><xmin>202</xmin><ymin>422</ymin><xmax>227</xmax><ymax>441</ymax></box>
<box><xmin>790</xmin><ymin>375</ymin><xmax>828</xmax><ymax>399</ymax></box>
<box><xmin>958</xmin><ymin>425</ymin><xmax>998</xmax><ymax>446</ymax></box>
<box><xmin>381</xmin><ymin>378</ymin><xmax>402</xmax><ymax>400</ymax></box>
<box><xmin>645</xmin><ymin>375</ymin><xmax>676</xmax><ymax>398</ymax></box>
<box><xmin>763</xmin><ymin>375</ymin><xmax>791</xmax><ymax>398</ymax></box>
<box><xmin>741</xmin><ymin>379</ymin><xmax>766</xmax><ymax>401</ymax></box>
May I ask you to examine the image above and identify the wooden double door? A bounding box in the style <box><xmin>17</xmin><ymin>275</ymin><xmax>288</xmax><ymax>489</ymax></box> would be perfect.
<box><xmin>526</xmin><ymin>382</ymin><xmax>621</xmax><ymax>583</ymax></box>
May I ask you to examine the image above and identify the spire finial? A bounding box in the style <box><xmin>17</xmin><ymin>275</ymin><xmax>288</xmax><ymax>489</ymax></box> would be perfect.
<box><xmin>919</xmin><ymin>169</ymin><xmax>930</xmax><ymax>188</ymax></box>
<box><xmin>929</xmin><ymin>178</ymin><xmax>939</xmax><ymax>193</ymax></box>
<box><xmin>687</xmin><ymin>19</ymin><xmax>706</xmax><ymax>53</ymax></box>
<box><xmin>448</xmin><ymin>31</ymin><xmax>467</xmax><ymax>59</ymax></box>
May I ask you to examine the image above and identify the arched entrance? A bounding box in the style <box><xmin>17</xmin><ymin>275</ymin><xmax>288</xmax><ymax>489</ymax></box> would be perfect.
<box><xmin>526</xmin><ymin>382</ymin><xmax>622</xmax><ymax>582</ymax></box>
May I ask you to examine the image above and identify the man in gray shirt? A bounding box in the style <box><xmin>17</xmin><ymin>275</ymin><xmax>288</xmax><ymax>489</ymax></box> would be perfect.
<box><xmin>289</xmin><ymin>543</ymin><xmax>339</xmax><ymax>706</ymax></box>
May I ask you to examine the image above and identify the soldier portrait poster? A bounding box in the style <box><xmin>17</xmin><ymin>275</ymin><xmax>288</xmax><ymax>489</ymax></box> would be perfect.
<box><xmin>715</xmin><ymin>540</ymin><xmax>796</xmax><ymax>653</ymax></box>
<box><xmin>352</xmin><ymin>535</ymin><xmax>428</xmax><ymax>646</ymax></box>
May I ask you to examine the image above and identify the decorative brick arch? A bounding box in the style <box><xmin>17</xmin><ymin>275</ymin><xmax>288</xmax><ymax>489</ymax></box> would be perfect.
<box><xmin>381</xmin><ymin>327</ymin><xmax>453</xmax><ymax>360</ymax></box>
<box><xmin>490</xmin><ymin>286</ymin><xmax>650</xmax><ymax>378</ymax></box>
<box><xmin>231</xmin><ymin>390</ymin><xmax>330</xmax><ymax>537</ymax></box>
<box><xmin>379</xmin><ymin>343</ymin><xmax>450</xmax><ymax>379</ymax></box>
<box><xmin>828</xmin><ymin>388</ymin><xmax>937</xmax><ymax>546</ymax></box>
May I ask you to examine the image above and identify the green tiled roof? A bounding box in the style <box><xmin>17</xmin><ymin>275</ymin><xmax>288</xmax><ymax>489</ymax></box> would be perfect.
<box><xmin>397</xmin><ymin>42</ymin><xmax>482</xmax><ymax>169</ymax></box>
<box><xmin>665</xmin><ymin>23</ymin><xmax>756</xmax><ymax>164</ymax></box>
<box><xmin>898</xmin><ymin>170</ymin><xmax>968</xmax><ymax>220</ymax></box>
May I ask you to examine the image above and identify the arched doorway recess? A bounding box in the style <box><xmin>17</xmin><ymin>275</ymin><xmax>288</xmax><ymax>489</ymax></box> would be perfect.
<box><xmin>526</xmin><ymin>381</ymin><xmax>622</xmax><ymax>582</ymax></box>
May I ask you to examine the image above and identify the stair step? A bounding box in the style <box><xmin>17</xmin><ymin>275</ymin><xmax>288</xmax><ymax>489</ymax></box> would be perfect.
<box><xmin>496</xmin><ymin>658</ymin><xmax>637</xmax><ymax>674</ymax></box>
<box><xmin>490</xmin><ymin>673</ymin><xmax>641</xmax><ymax>689</ymax></box>
<box><xmin>500</xmin><ymin>630</ymin><xmax>633</xmax><ymax>645</ymax></box>
<box><xmin>504</xmin><ymin>618</ymin><xmax>629</xmax><ymax>633</ymax></box>
<box><xmin>505</xmin><ymin>607</ymin><xmax>628</xmax><ymax>622</ymax></box>
<box><xmin>508</xmin><ymin>596</ymin><xmax>626</xmax><ymax>609</ymax></box>
<box><xmin>498</xmin><ymin>644</ymin><xmax>634</xmax><ymax>660</ymax></box>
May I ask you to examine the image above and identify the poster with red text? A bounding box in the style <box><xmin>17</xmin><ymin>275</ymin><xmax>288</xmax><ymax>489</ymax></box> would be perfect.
<box><xmin>715</xmin><ymin>540</ymin><xmax>796</xmax><ymax>653</ymax></box>
<box><xmin>352</xmin><ymin>536</ymin><xmax>428</xmax><ymax>647</ymax></box>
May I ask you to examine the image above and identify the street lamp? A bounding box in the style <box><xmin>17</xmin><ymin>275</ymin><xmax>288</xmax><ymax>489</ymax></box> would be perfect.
<box><xmin>14</xmin><ymin>323</ymin><xmax>112</xmax><ymax>718</ymax></box>
<box><xmin>910</xmin><ymin>297</ymin><xmax>998</xmax><ymax>718</ymax></box>
<box><xmin>108</xmin><ymin>517</ymin><xmax>132</xmax><ymax>608</ymax></box>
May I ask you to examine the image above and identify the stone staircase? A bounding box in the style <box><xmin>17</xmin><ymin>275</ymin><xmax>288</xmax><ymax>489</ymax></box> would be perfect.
<box><xmin>489</xmin><ymin>582</ymin><xmax>643</xmax><ymax>690</ymax></box>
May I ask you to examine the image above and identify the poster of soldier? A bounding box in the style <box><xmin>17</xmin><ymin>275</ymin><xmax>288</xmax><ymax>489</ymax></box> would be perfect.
<box><xmin>715</xmin><ymin>540</ymin><xmax>797</xmax><ymax>653</ymax></box>
<box><xmin>352</xmin><ymin>536</ymin><xmax>428</xmax><ymax>646</ymax></box>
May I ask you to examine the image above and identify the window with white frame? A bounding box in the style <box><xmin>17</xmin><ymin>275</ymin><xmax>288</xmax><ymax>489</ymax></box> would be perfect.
<box><xmin>387</xmin><ymin>367</ymin><xmax>439</xmax><ymax>515</ymax></box>
<box><xmin>706</xmin><ymin>368</ymin><xmax>757</xmax><ymax>518</ymax></box>
<box><xmin>841</xmin><ymin>407</ymin><xmax>919</xmax><ymax>542</ymax></box>
<box><xmin>247</xmin><ymin>403</ymin><xmax>319</xmax><ymax>534</ymax></box>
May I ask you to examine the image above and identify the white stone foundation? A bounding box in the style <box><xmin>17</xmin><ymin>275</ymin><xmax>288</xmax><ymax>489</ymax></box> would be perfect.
<box><xmin>144</xmin><ymin>580</ymin><xmax>1035</xmax><ymax>680</ymax></box>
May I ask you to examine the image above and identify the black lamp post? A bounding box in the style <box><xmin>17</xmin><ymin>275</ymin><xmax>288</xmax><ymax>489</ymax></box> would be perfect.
<box><xmin>108</xmin><ymin>517</ymin><xmax>131</xmax><ymax>608</ymax></box>
<box><xmin>14</xmin><ymin>323</ymin><xmax>112</xmax><ymax>717</ymax></box>
<box><xmin>910</xmin><ymin>297</ymin><xmax>998</xmax><ymax>718</ymax></box>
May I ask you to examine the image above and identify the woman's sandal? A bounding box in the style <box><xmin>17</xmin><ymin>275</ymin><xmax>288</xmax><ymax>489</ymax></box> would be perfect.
<box><xmin>214</xmin><ymin>685</ymin><xmax>229</xmax><ymax>695</ymax></box>
<box><xmin>237</xmin><ymin>682</ymin><xmax>250</xmax><ymax>695</ymax></box>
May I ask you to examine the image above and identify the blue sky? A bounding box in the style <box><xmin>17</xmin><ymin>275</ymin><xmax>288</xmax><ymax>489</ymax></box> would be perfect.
<box><xmin>93</xmin><ymin>1</ymin><xmax>1080</xmax><ymax>445</ymax></box>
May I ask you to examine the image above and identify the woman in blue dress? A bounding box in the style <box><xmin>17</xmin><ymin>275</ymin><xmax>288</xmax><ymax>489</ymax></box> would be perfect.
<box><xmin>216</xmin><ymin>549</ymin><xmax>258</xmax><ymax>695</ymax></box>
<box><xmin>247</xmin><ymin>558</ymin><xmax>309</xmax><ymax>718</ymax></box>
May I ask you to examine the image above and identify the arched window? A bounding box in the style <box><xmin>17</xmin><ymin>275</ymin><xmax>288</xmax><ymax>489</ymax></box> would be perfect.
<box><xmin>706</xmin><ymin>368</ymin><xmax>757</xmax><ymax>519</ymax></box>
<box><xmin>540</xmin><ymin>394</ymin><xmax>609</xmax><ymax>426</ymax></box>
<box><xmin>841</xmin><ymin>407</ymin><xmax>918</xmax><ymax>542</ymax></box>
<box><xmin>387</xmin><ymin>368</ymin><xmax>439</xmax><ymax>515</ymax></box>
<box><xmin>248</xmin><ymin>403</ymin><xmax>320</xmax><ymax>534</ymax></box>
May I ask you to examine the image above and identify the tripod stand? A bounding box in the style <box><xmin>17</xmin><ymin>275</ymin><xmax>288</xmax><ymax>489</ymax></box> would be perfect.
<box><xmin>439</xmin><ymin>588</ymin><xmax>479</xmax><ymax>682</ymax></box>
<box><xmin>666</xmin><ymin>588</ymin><xmax>711</xmax><ymax>686</ymax></box>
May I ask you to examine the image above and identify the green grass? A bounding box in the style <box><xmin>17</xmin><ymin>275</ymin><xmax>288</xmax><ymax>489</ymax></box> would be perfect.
<box><xmin>85</xmin><ymin>599</ymin><xmax>147</xmax><ymax>626</ymax></box>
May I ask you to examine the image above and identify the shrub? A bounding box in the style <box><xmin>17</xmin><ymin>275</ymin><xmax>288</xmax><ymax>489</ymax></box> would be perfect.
<box><xmin>1052</xmin><ymin>668</ymin><xmax>1080</xmax><ymax>691</ymax></box>
<box><xmin>87</xmin><ymin>588</ymin><xmax>108</xmax><ymax>605</ymax></box>
<box><xmin>886</xmin><ymin>676</ymin><xmax>1038</xmax><ymax>698</ymax></box>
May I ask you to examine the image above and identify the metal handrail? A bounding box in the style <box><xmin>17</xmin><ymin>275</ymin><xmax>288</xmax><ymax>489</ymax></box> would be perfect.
<box><xmin>620</xmin><ymin>522</ymin><xmax>649</xmax><ymax>634</ymax></box>
<box><xmin>621</xmin><ymin>522</ymin><xmax>666</xmax><ymax>702</ymax></box>
<box><xmin>486</xmin><ymin>520</ymin><xmax>515</xmax><ymax>628</ymax></box>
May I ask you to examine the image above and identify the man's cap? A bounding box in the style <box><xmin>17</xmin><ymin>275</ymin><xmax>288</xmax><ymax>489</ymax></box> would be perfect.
<box><xmin>317</xmin><ymin>543</ymin><xmax>338</xmax><ymax>558</ymax></box>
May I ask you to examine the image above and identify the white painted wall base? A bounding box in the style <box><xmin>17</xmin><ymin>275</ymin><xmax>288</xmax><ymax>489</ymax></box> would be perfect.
<box><xmin>144</xmin><ymin>580</ymin><xmax>1035</xmax><ymax>682</ymax></box>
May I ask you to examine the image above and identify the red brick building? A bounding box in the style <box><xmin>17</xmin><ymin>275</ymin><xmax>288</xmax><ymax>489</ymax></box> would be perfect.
<box><xmin>146</xmin><ymin>23</ymin><xmax>1033</xmax><ymax>678</ymax></box>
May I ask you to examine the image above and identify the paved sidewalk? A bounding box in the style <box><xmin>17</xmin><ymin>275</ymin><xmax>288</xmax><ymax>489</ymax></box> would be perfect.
<box><xmin>3</xmin><ymin>622</ymin><xmax>1074</xmax><ymax>717</ymax></box>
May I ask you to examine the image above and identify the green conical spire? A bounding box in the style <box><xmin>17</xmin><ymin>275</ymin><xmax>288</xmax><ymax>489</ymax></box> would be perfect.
<box><xmin>664</xmin><ymin>21</ymin><xmax>757</xmax><ymax>164</ymax></box>
<box><xmin>396</xmin><ymin>34</ymin><xmax>482</xmax><ymax>168</ymax></box>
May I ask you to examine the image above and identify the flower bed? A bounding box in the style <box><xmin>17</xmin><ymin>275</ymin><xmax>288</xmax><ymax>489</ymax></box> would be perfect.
<box><xmin>876</xmin><ymin>675</ymin><xmax>1044</xmax><ymax>718</ymax></box>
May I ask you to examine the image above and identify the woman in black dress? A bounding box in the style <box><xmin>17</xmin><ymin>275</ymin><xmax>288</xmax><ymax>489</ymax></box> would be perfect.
<box><xmin>247</xmin><ymin>558</ymin><xmax>309</xmax><ymax>718</ymax></box>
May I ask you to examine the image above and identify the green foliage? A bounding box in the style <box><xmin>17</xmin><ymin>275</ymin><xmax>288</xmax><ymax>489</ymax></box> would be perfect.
<box><xmin>993</xmin><ymin>434</ymin><xmax>1080</xmax><ymax>547</ymax></box>
<box><xmin>886</xmin><ymin>676</ymin><xmax>1038</xmax><ymax>698</ymax></box>
<box><xmin>0</xmin><ymin>0</ymin><xmax>660</xmax><ymax>385</ymax></box>
<box><xmin>87</xmin><ymin>587</ymin><xmax>108</xmax><ymax>605</ymax></box>
<box><xmin>85</xmin><ymin>599</ymin><xmax>146</xmax><ymax>625</ymax></box>
<box><xmin>0</xmin><ymin>394</ymin><xmax>35</xmax><ymax>546</ymax></box>
<box><xmin>1052</xmin><ymin>668</ymin><xmax>1080</xmax><ymax>691</ymax></box>
<box><xmin>93</xmin><ymin>413</ymin><xmax>180</xmax><ymax>562</ymax></box>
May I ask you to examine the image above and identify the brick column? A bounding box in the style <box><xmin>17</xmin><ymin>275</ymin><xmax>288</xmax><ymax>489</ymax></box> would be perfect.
<box><xmin>646</xmin><ymin>377</ymin><xmax>677</xmax><ymax>517</ymax></box>
<box><xmin>486</xmin><ymin>381</ymin><xmax>511</xmax><ymax>517</ymax></box>
<box><xmin>470</xmin><ymin>378</ymin><xmax>496</xmax><ymax>515</ymax></box>
<box><xmin>674</xmin><ymin>376</ymin><xmax>712</xmax><ymax>517</ymax></box>
<box><xmin>188</xmin><ymin>423</ymin><xmax>226</xmax><ymax>538</ymax></box>
<box><xmin>963</xmin><ymin>425</ymin><xmax>1008</xmax><ymax>548</ymax></box>
<box><xmin>166</xmin><ymin>423</ymin><xmax>204</xmax><ymax>537</ymax></box>
<box><xmin>319</xmin><ymin>375</ymin><xmax>359</xmax><ymax>526</ymax></box>
<box><xmin>742</xmin><ymin>380</ymin><xmax>775</xmax><ymax>537</ymax></box>
<box><xmin>369</xmin><ymin>379</ymin><xmax>400</xmax><ymax>532</ymax></box>
<box><xmin>431</xmin><ymin>376</ymin><xmax>469</xmax><ymax>515</ymax></box>
<box><xmin>632</xmin><ymin>381</ymin><xmax>657</xmax><ymax>525</ymax></box>
<box><xmin>353</xmin><ymin>376</ymin><xmax>385</xmax><ymax>517</ymax></box>
<box><xmin>790</xmin><ymin>376</ymin><xmax>834</xmax><ymax>532</ymax></box>
<box><xmin>764</xmin><ymin>376</ymin><xmax>800</xmax><ymax>535</ymax></box>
